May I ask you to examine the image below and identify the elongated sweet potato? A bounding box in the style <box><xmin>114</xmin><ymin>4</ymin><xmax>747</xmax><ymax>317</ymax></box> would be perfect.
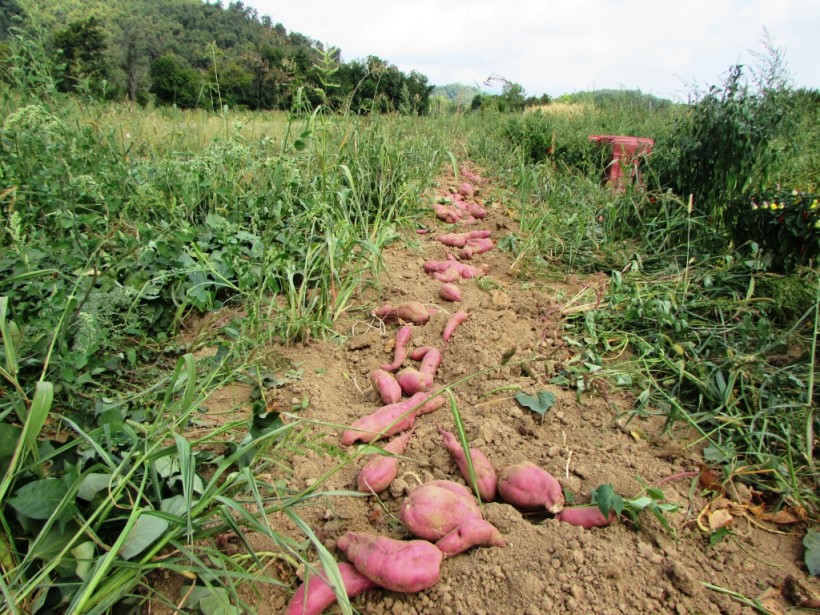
<box><xmin>435</xmin><ymin>518</ymin><xmax>506</xmax><ymax>557</ymax></box>
<box><xmin>439</xmin><ymin>283</ymin><xmax>462</xmax><ymax>302</ymax></box>
<box><xmin>400</xmin><ymin>481</ymin><xmax>482</xmax><ymax>540</ymax></box>
<box><xmin>465</xmin><ymin>203</ymin><xmax>486</xmax><ymax>219</ymax></box>
<box><xmin>357</xmin><ymin>429</ymin><xmax>414</xmax><ymax>494</ymax></box>
<box><xmin>555</xmin><ymin>506</ymin><xmax>617</xmax><ymax>529</ymax></box>
<box><xmin>373</xmin><ymin>302</ymin><xmax>430</xmax><ymax>325</ymax></box>
<box><xmin>337</xmin><ymin>532</ymin><xmax>443</xmax><ymax>593</ymax></box>
<box><xmin>438</xmin><ymin>427</ymin><xmax>497</xmax><ymax>501</ymax></box>
<box><xmin>459</xmin><ymin>238</ymin><xmax>494</xmax><ymax>260</ymax></box>
<box><xmin>369</xmin><ymin>369</ymin><xmax>401</xmax><ymax>405</ymax></box>
<box><xmin>432</xmin><ymin>268</ymin><xmax>460</xmax><ymax>283</ymax></box>
<box><xmin>436</xmin><ymin>233</ymin><xmax>468</xmax><ymax>248</ymax></box>
<box><xmin>396</xmin><ymin>367</ymin><xmax>427</xmax><ymax>395</ymax></box>
<box><xmin>286</xmin><ymin>561</ymin><xmax>377</xmax><ymax>615</ymax></box>
<box><xmin>417</xmin><ymin>392</ymin><xmax>446</xmax><ymax>414</ymax></box>
<box><xmin>497</xmin><ymin>462</ymin><xmax>564</xmax><ymax>513</ymax></box>
<box><xmin>418</xmin><ymin>348</ymin><xmax>441</xmax><ymax>388</ymax></box>
<box><xmin>341</xmin><ymin>392</ymin><xmax>428</xmax><ymax>445</ymax></box>
<box><xmin>381</xmin><ymin>325</ymin><xmax>412</xmax><ymax>371</ymax></box>
<box><xmin>442</xmin><ymin>311</ymin><xmax>470</xmax><ymax>342</ymax></box>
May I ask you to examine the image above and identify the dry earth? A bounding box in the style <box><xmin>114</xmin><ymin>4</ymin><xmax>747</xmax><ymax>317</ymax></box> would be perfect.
<box><xmin>152</xmin><ymin>164</ymin><xmax>818</xmax><ymax>615</ymax></box>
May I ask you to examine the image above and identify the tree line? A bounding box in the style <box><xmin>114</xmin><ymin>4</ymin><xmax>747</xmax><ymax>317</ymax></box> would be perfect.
<box><xmin>0</xmin><ymin>0</ymin><xmax>434</xmax><ymax>114</ymax></box>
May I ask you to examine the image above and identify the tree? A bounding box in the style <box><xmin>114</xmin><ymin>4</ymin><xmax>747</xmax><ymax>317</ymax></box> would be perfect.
<box><xmin>150</xmin><ymin>54</ymin><xmax>202</xmax><ymax>107</ymax></box>
<box><xmin>53</xmin><ymin>16</ymin><xmax>109</xmax><ymax>96</ymax></box>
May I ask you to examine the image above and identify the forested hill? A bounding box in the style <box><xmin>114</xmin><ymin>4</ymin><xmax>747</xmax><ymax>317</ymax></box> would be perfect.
<box><xmin>0</xmin><ymin>0</ymin><xmax>434</xmax><ymax>113</ymax></box>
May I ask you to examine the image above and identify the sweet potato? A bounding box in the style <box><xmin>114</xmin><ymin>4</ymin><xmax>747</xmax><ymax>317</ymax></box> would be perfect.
<box><xmin>497</xmin><ymin>462</ymin><xmax>564</xmax><ymax>513</ymax></box>
<box><xmin>459</xmin><ymin>238</ymin><xmax>494</xmax><ymax>260</ymax></box>
<box><xmin>373</xmin><ymin>302</ymin><xmax>430</xmax><ymax>325</ymax></box>
<box><xmin>341</xmin><ymin>392</ymin><xmax>428</xmax><ymax>445</ymax></box>
<box><xmin>400</xmin><ymin>481</ymin><xmax>482</xmax><ymax>540</ymax></box>
<box><xmin>442</xmin><ymin>311</ymin><xmax>470</xmax><ymax>342</ymax></box>
<box><xmin>337</xmin><ymin>531</ymin><xmax>443</xmax><ymax>593</ymax></box>
<box><xmin>465</xmin><ymin>203</ymin><xmax>486</xmax><ymax>219</ymax></box>
<box><xmin>424</xmin><ymin>260</ymin><xmax>489</xmax><ymax>280</ymax></box>
<box><xmin>408</xmin><ymin>346</ymin><xmax>442</xmax><ymax>388</ymax></box>
<box><xmin>439</xmin><ymin>283</ymin><xmax>462</xmax><ymax>302</ymax></box>
<box><xmin>438</xmin><ymin>427</ymin><xmax>497</xmax><ymax>501</ymax></box>
<box><xmin>396</xmin><ymin>367</ymin><xmax>427</xmax><ymax>395</ymax></box>
<box><xmin>432</xmin><ymin>267</ymin><xmax>461</xmax><ymax>283</ymax></box>
<box><xmin>368</xmin><ymin>369</ymin><xmax>401</xmax><ymax>405</ymax></box>
<box><xmin>458</xmin><ymin>182</ymin><xmax>475</xmax><ymax>197</ymax></box>
<box><xmin>357</xmin><ymin>429</ymin><xmax>414</xmax><ymax>494</ymax></box>
<box><xmin>417</xmin><ymin>392</ymin><xmax>446</xmax><ymax>414</ymax></box>
<box><xmin>381</xmin><ymin>325</ymin><xmax>412</xmax><ymax>371</ymax></box>
<box><xmin>436</xmin><ymin>233</ymin><xmax>468</xmax><ymax>248</ymax></box>
<box><xmin>555</xmin><ymin>506</ymin><xmax>617</xmax><ymax>529</ymax></box>
<box><xmin>435</xmin><ymin>518</ymin><xmax>506</xmax><ymax>557</ymax></box>
<box><xmin>285</xmin><ymin>561</ymin><xmax>377</xmax><ymax>615</ymax></box>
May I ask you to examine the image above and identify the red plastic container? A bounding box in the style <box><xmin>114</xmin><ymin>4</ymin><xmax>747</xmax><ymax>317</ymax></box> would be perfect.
<box><xmin>589</xmin><ymin>135</ymin><xmax>654</xmax><ymax>190</ymax></box>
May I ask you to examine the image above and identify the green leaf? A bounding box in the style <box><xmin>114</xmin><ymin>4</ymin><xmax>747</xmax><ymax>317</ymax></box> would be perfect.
<box><xmin>9</xmin><ymin>478</ymin><xmax>68</xmax><ymax>519</ymax></box>
<box><xmin>591</xmin><ymin>483</ymin><xmax>624</xmax><ymax>518</ymax></box>
<box><xmin>77</xmin><ymin>473</ymin><xmax>116</xmax><ymax>501</ymax></box>
<box><xmin>804</xmin><ymin>529</ymin><xmax>820</xmax><ymax>576</ymax></box>
<box><xmin>514</xmin><ymin>390</ymin><xmax>556</xmax><ymax>417</ymax></box>
<box><xmin>187</xmin><ymin>586</ymin><xmax>238</xmax><ymax>615</ymax></box>
<box><xmin>72</xmin><ymin>541</ymin><xmax>95</xmax><ymax>580</ymax></box>
<box><xmin>0</xmin><ymin>423</ymin><xmax>22</xmax><ymax>459</ymax></box>
<box><xmin>119</xmin><ymin>511</ymin><xmax>169</xmax><ymax>560</ymax></box>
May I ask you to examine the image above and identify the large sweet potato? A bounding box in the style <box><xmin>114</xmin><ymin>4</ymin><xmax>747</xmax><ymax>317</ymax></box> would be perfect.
<box><xmin>357</xmin><ymin>429</ymin><xmax>414</xmax><ymax>494</ymax></box>
<box><xmin>435</xmin><ymin>518</ymin><xmax>506</xmax><ymax>557</ymax></box>
<box><xmin>373</xmin><ymin>302</ymin><xmax>430</xmax><ymax>325</ymax></box>
<box><xmin>497</xmin><ymin>462</ymin><xmax>564</xmax><ymax>513</ymax></box>
<box><xmin>555</xmin><ymin>505</ymin><xmax>617</xmax><ymax>529</ymax></box>
<box><xmin>341</xmin><ymin>392</ymin><xmax>427</xmax><ymax>445</ymax></box>
<box><xmin>368</xmin><ymin>369</ymin><xmax>401</xmax><ymax>405</ymax></box>
<box><xmin>400</xmin><ymin>481</ymin><xmax>482</xmax><ymax>541</ymax></box>
<box><xmin>337</xmin><ymin>531</ymin><xmax>443</xmax><ymax>593</ymax></box>
<box><xmin>285</xmin><ymin>561</ymin><xmax>376</xmax><ymax>615</ymax></box>
<box><xmin>438</xmin><ymin>427</ymin><xmax>497</xmax><ymax>501</ymax></box>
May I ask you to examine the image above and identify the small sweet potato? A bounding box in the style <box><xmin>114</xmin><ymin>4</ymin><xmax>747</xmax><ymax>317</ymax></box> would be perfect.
<box><xmin>407</xmin><ymin>346</ymin><xmax>441</xmax><ymax>388</ymax></box>
<box><xmin>497</xmin><ymin>462</ymin><xmax>564</xmax><ymax>513</ymax></box>
<box><xmin>435</xmin><ymin>518</ymin><xmax>506</xmax><ymax>557</ymax></box>
<box><xmin>381</xmin><ymin>325</ymin><xmax>412</xmax><ymax>371</ymax></box>
<box><xmin>400</xmin><ymin>481</ymin><xmax>482</xmax><ymax>540</ymax></box>
<box><xmin>458</xmin><ymin>182</ymin><xmax>475</xmax><ymax>197</ymax></box>
<box><xmin>555</xmin><ymin>506</ymin><xmax>617</xmax><ymax>529</ymax></box>
<box><xmin>432</xmin><ymin>268</ymin><xmax>460</xmax><ymax>283</ymax></box>
<box><xmin>439</xmin><ymin>283</ymin><xmax>462</xmax><ymax>302</ymax></box>
<box><xmin>442</xmin><ymin>311</ymin><xmax>470</xmax><ymax>342</ymax></box>
<box><xmin>357</xmin><ymin>429</ymin><xmax>414</xmax><ymax>494</ymax></box>
<box><xmin>373</xmin><ymin>302</ymin><xmax>430</xmax><ymax>325</ymax></box>
<box><xmin>438</xmin><ymin>427</ymin><xmax>497</xmax><ymax>501</ymax></box>
<box><xmin>285</xmin><ymin>561</ymin><xmax>377</xmax><ymax>615</ymax></box>
<box><xmin>396</xmin><ymin>367</ymin><xmax>427</xmax><ymax>395</ymax></box>
<box><xmin>459</xmin><ymin>238</ymin><xmax>494</xmax><ymax>260</ymax></box>
<box><xmin>417</xmin><ymin>392</ymin><xmax>446</xmax><ymax>414</ymax></box>
<box><xmin>369</xmin><ymin>369</ymin><xmax>401</xmax><ymax>405</ymax></box>
<box><xmin>465</xmin><ymin>203</ymin><xmax>486</xmax><ymax>219</ymax></box>
<box><xmin>436</xmin><ymin>233</ymin><xmax>468</xmax><ymax>248</ymax></box>
<box><xmin>341</xmin><ymin>392</ymin><xmax>428</xmax><ymax>445</ymax></box>
<box><xmin>337</xmin><ymin>531</ymin><xmax>443</xmax><ymax>593</ymax></box>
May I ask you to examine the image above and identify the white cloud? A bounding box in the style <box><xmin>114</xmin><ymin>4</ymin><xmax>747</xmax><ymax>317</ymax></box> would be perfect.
<box><xmin>248</xmin><ymin>0</ymin><xmax>820</xmax><ymax>98</ymax></box>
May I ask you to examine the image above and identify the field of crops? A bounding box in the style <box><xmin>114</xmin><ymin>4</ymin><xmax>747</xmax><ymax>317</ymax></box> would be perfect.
<box><xmin>1</xmin><ymin>42</ymin><xmax>818</xmax><ymax>615</ymax></box>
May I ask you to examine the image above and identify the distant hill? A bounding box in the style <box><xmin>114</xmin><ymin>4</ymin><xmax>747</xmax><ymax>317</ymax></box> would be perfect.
<box><xmin>555</xmin><ymin>89</ymin><xmax>674</xmax><ymax>109</ymax></box>
<box><xmin>432</xmin><ymin>83</ymin><xmax>481</xmax><ymax>105</ymax></box>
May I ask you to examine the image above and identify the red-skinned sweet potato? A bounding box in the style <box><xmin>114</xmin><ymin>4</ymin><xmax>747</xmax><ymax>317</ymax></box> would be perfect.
<box><xmin>285</xmin><ymin>561</ymin><xmax>377</xmax><ymax>615</ymax></box>
<box><xmin>407</xmin><ymin>346</ymin><xmax>442</xmax><ymax>388</ymax></box>
<box><xmin>497</xmin><ymin>462</ymin><xmax>564</xmax><ymax>513</ymax></box>
<box><xmin>400</xmin><ymin>480</ymin><xmax>482</xmax><ymax>540</ymax></box>
<box><xmin>435</xmin><ymin>518</ymin><xmax>506</xmax><ymax>557</ymax></box>
<box><xmin>458</xmin><ymin>182</ymin><xmax>475</xmax><ymax>197</ymax></box>
<box><xmin>381</xmin><ymin>325</ymin><xmax>412</xmax><ymax>371</ymax></box>
<box><xmin>341</xmin><ymin>392</ymin><xmax>427</xmax><ymax>445</ymax></box>
<box><xmin>337</xmin><ymin>532</ymin><xmax>443</xmax><ymax>593</ymax></box>
<box><xmin>555</xmin><ymin>506</ymin><xmax>617</xmax><ymax>529</ymax></box>
<box><xmin>431</xmin><ymin>268</ymin><xmax>460</xmax><ymax>283</ymax></box>
<box><xmin>368</xmin><ymin>369</ymin><xmax>401</xmax><ymax>405</ymax></box>
<box><xmin>439</xmin><ymin>283</ymin><xmax>462</xmax><ymax>302</ymax></box>
<box><xmin>438</xmin><ymin>427</ymin><xmax>497</xmax><ymax>501</ymax></box>
<box><xmin>373</xmin><ymin>302</ymin><xmax>430</xmax><ymax>325</ymax></box>
<box><xmin>442</xmin><ymin>311</ymin><xmax>470</xmax><ymax>342</ymax></box>
<box><xmin>395</xmin><ymin>367</ymin><xmax>427</xmax><ymax>395</ymax></box>
<box><xmin>357</xmin><ymin>429</ymin><xmax>414</xmax><ymax>494</ymax></box>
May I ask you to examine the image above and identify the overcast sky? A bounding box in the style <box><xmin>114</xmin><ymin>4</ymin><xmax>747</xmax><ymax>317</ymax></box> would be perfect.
<box><xmin>244</xmin><ymin>0</ymin><xmax>819</xmax><ymax>100</ymax></box>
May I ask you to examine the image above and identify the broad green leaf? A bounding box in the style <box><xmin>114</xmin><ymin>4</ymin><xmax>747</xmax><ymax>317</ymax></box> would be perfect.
<box><xmin>9</xmin><ymin>478</ymin><xmax>68</xmax><ymax>519</ymax></box>
<box><xmin>187</xmin><ymin>586</ymin><xmax>238</xmax><ymax>615</ymax></box>
<box><xmin>161</xmin><ymin>494</ymin><xmax>190</xmax><ymax>517</ymax></box>
<box><xmin>804</xmin><ymin>529</ymin><xmax>820</xmax><ymax>576</ymax></box>
<box><xmin>72</xmin><ymin>541</ymin><xmax>95</xmax><ymax>580</ymax></box>
<box><xmin>591</xmin><ymin>483</ymin><xmax>624</xmax><ymax>518</ymax></box>
<box><xmin>77</xmin><ymin>473</ymin><xmax>116</xmax><ymax>501</ymax></box>
<box><xmin>0</xmin><ymin>423</ymin><xmax>22</xmax><ymax>459</ymax></box>
<box><xmin>514</xmin><ymin>390</ymin><xmax>556</xmax><ymax>417</ymax></box>
<box><xmin>119</xmin><ymin>511</ymin><xmax>169</xmax><ymax>560</ymax></box>
<box><xmin>28</xmin><ymin>524</ymin><xmax>79</xmax><ymax>576</ymax></box>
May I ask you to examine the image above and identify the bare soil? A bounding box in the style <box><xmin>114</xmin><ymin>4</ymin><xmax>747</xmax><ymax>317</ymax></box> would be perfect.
<box><xmin>153</xmin><ymin>165</ymin><xmax>818</xmax><ymax>614</ymax></box>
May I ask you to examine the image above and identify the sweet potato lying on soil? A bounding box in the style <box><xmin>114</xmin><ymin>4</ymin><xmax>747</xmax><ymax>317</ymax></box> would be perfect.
<box><xmin>423</xmin><ymin>260</ymin><xmax>489</xmax><ymax>279</ymax></box>
<box><xmin>337</xmin><ymin>532</ymin><xmax>443</xmax><ymax>593</ymax></box>
<box><xmin>408</xmin><ymin>346</ymin><xmax>442</xmax><ymax>388</ymax></box>
<box><xmin>357</xmin><ymin>429</ymin><xmax>414</xmax><ymax>494</ymax></box>
<box><xmin>439</xmin><ymin>283</ymin><xmax>463</xmax><ymax>302</ymax></box>
<box><xmin>459</xmin><ymin>237</ymin><xmax>494</xmax><ymax>260</ymax></box>
<box><xmin>458</xmin><ymin>182</ymin><xmax>475</xmax><ymax>197</ymax></box>
<box><xmin>497</xmin><ymin>462</ymin><xmax>564</xmax><ymax>513</ymax></box>
<box><xmin>373</xmin><ymin>302</ymin><xmax>430</xmax><ymax>325</ymax></box>
<box><xmin>342</xmin><ymin>392</ymin><xmax>443</xmax><ymax>445</ymax></box>
<box><xmin>368</xmin><ymin>369</ymin><xmax>401</xmax><ymax>405</ymax></box>
<box><xmin>286</xmin><ymin>561</ymin><xmax>377</xmax><ymax>615</ymax></box>
<box><xmin>396</xmin><ymin>367</ymin><xmax>427</xmax><ymax>395</ymax></box>
<box><xmin>460</xmin><ymin>169</ymin><xmax>483</xmax><ymax>183</ymax></box>
<box><xmin>555</xmin><ymin>506</ymin><xmax>617</xmax><ymax>529</ymax></box>
<box><xmin>465</xmin><ymin>203</ymin><xmax>486</xmax><ymax>219</ymax></box>
<box><xmin>431</xmin><ymin>267</ymin><xmax>460</xmax><ymax>283</ymax></box>
<box><xmin>400</xmin><ymin>480</ymin><xmax>482</xmax><ymax>540</ymax></box>
<box><xmin>442</xmin><ymin>311</ymin><xmax>470</xmax><ymax>342</ymax></box>
<box><xmin>381</xmin><ymin>325</ymin><xmax>412</xmax><ymax>371</ymax></box>
<box><xmin>435</xmin><ymin>518</ymin><xmax>506</xmax><ymax>557</ymax></box>
<box><xmin>438</xmin><ymin>427</ymin><xmax>497</xmax><ymax>501</ymax></box>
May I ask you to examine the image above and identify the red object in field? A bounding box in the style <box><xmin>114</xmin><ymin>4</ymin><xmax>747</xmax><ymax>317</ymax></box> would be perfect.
<box><xmin>589</xmin><ymin>135</ymin><xmax>654</xmax><ymax>190</ymax></box>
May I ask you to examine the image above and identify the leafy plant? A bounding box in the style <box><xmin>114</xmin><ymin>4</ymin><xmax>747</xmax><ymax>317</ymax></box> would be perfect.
<box><xmin>514</xmin><ymin>390</ymin><xmax>556</xmax><ymax>418</ymax></box>
<box><xmin>591</xmin><ymin>481</ymin><xmax>679</xmax><ymax>534</ymax></box>
<box><xmin>805</xmin><ymin>529</ymin><xmax>820</xmax><ymax>576</ymax></box>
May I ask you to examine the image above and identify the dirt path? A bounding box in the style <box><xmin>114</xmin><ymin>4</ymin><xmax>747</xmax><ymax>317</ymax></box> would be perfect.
<box><xmin>199</xmin><ymin>165</ymin><xmax>814</xmax><ymax>614</ymax></box>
